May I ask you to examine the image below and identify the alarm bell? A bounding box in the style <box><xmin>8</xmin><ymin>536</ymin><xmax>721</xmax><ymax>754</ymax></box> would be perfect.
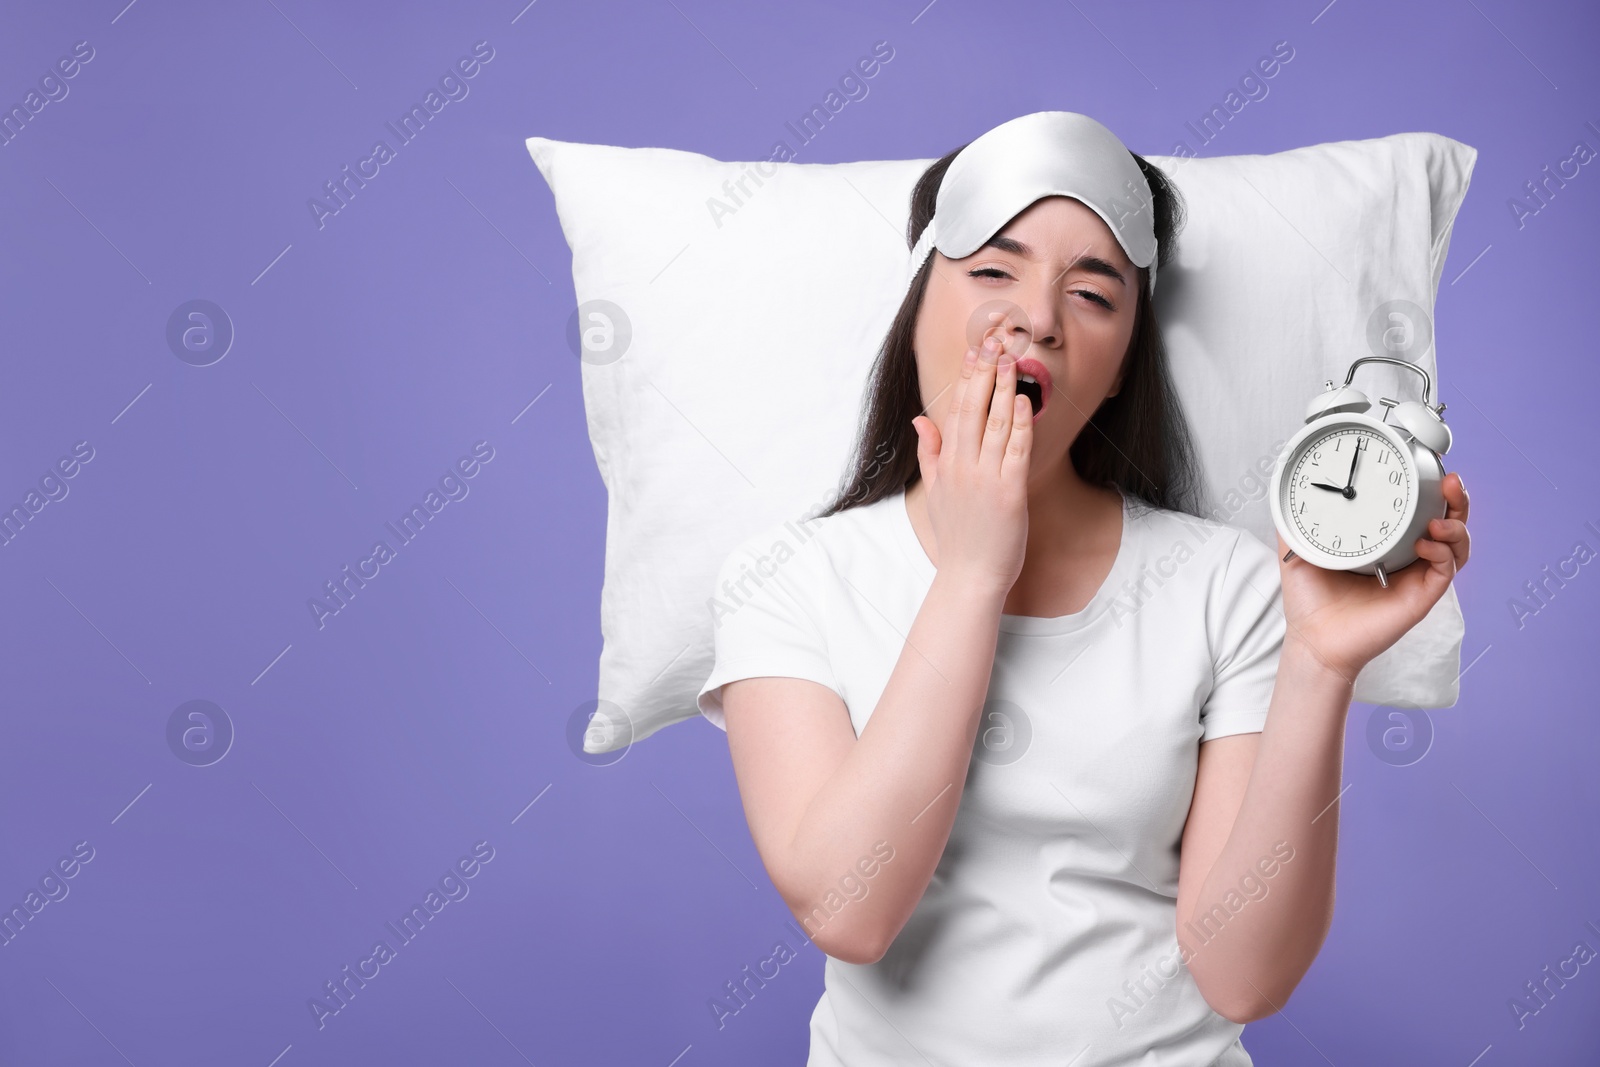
<box><xmin>1304</xmin><ymin>385</ymin><xmax>1372</xmax><ymax>422</ymax></box>
<box><xmin>1391</xmin><ymin>400</ymin><xmax>1453</xmax><ymax>455</ymax></box>
<box><xmin>1305</xmin><ymin>357</ymin><xmax>1451</xmax><ymax>455</ymax></box>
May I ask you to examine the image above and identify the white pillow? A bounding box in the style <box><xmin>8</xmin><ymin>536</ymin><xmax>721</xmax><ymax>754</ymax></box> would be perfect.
<box><xmin>524</xmin><ymin>128</ymin><xmax>1477</xmax><ymax>753</ymax></box>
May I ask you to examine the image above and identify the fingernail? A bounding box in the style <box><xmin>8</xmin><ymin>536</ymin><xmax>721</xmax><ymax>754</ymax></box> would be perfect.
<box><xmin>964</xmin><ymin>346</ymin><xmax>977</xmax><ymax>366</ymax></box>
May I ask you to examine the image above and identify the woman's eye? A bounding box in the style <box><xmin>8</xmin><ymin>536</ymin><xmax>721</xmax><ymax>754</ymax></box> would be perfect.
<box><xmin>968</xmin><ymin>269</ymin><xmax>1115</xmax><ymax>311</ymax></box>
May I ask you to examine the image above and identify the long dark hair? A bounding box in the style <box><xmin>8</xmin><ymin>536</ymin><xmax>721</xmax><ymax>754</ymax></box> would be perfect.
<box><xmin>817</xmin><ymin>141</ymin><xmax>1205</xmax><ymax>520</ymax></box>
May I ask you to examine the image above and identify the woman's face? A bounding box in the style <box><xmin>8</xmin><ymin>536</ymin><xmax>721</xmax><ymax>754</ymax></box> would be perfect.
<box><xmin>911</xmin><ymin>195</ymin><xmax>1140</xmax><ymax>477</ymax></box>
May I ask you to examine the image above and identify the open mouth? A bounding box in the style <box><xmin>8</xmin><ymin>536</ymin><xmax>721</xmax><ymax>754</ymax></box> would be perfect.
<box><xmin>1016</xmin><ymin>373</ymin><xmax>1043</xmax><ymax>415</ymax></box>
<box><xmin>1012</xmin><ymin>357</ymin><xmax>1051</xmax><ymax>415</ymax></box>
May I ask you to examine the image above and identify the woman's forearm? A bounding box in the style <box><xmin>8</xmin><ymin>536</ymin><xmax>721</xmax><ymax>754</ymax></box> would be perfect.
<box><xmin>1181</xmin><ymin>635</ymin><xmax>1356</xmax><ymax>1020</ymax></box>
<box><xmin>785</xmin><ymin>568</ymin><xmax>1004</xmax><ymax>963</ymax></box>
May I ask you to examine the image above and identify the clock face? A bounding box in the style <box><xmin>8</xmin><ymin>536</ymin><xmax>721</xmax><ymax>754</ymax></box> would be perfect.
<box><xmin>1285</xmin><ymin>426</ymin><xmax>1412</xmax><ymax>558</ymax></box>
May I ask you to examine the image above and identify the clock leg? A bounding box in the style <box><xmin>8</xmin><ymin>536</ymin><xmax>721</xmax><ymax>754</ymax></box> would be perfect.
<box><xmin>1374</xmin><ymin>563</ymin><xmax>1388</xmax><ymax>588</ymax></box>
<box><xmin>1282</xmin><ymin>548</ymin><xmax>1297</xmax><ymax>563</ymax></box>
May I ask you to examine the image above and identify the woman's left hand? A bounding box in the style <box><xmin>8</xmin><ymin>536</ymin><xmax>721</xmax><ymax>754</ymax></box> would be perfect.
<box><xmin>1274</xmin><ymin>471</ymin><xmax>1471</xmax><ymax>682</ymax></box>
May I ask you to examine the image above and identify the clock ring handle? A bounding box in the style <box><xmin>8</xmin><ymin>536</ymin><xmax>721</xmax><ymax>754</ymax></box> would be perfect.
<box><xmin>1343</xmin><ymin>355</ymin><xmax>1435</xmax><ymax>407</ymax></box>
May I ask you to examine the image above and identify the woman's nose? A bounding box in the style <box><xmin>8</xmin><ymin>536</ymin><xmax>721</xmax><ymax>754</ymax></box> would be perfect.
<box><xmin>1017</xmin><ymin>288</ymin><xmax>1062</xmax><ymax>351</ymax></box>
<box><xmin>975</xmin><ymin>298</ymin><xmax>1058</xmax><ymax>356</ymax></box>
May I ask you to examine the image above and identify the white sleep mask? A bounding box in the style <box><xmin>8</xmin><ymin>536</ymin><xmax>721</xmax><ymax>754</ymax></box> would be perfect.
<box><xmin>907</xmin><ymin>110</ymin><xmax>1160</xmax><ymax>294</ymax></box>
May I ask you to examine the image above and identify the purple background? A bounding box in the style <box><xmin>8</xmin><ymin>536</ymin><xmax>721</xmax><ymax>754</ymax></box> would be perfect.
<box><xmin>2</xmin><ymin>0</ymin><xmax>1597</xmax><ymax>1063</ymax></box>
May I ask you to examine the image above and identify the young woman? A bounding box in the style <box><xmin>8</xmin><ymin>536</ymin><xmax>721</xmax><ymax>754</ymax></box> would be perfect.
<box><xmin>696</xmin><ymin>118</ymin><xmax>1471</xmax><ymax>1066</ymax></box>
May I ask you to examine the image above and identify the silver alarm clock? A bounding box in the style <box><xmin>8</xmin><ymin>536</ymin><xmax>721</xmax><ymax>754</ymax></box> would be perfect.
<box><xmin>1270</xmin><ymin>356</ymin><xmax>1452</xmax><ymax>588</ymax></box>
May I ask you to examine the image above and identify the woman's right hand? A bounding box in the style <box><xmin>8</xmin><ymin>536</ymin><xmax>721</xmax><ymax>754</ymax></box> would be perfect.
<box><xmin>910</xmin><ymin>334</ymin><xmax>1032</xmax><ymax>597</ymax></box>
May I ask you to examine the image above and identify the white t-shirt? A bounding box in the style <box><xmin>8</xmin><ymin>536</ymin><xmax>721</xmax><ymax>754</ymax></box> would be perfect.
<box><xmin>697</xmin><ymin>485</ymin><xmax>1285</xmax><ymax>1067</ymax></box>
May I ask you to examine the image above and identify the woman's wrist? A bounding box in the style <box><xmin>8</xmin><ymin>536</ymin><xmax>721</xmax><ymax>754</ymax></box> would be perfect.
<box><xmin>929</xmin><ymin>567</ymin><xmax>1012</xmax><ymax>615</ymax></box>
<box><xmin>1280</xmin><ymin>633</ymin><xmax>1361</xmax><ymax>697</ymax></box>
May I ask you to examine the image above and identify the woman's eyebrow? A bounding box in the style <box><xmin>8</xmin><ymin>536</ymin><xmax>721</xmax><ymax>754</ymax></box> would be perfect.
<box><xmin>979</xmin><ymin>235</ymin><xmax>1126</xmax><ymax>287</ymax></box>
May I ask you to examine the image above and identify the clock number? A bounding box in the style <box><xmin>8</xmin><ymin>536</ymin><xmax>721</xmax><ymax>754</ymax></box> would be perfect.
<box><xmin>1299</xmin><ymin>473</ymin><xmax>1309</xmax><ymax>488</ymax></box>
<box><xmin>1388</xmin><ymin>469</ymin><xmax>1402</xmax><ymax>485</ymax></box>
<box><xmin>1377</xmin><ymin>448</ymin><xmax>1389</xmax><ymax>464</ymax></box>
<box><xmin>1380</xmin><ymin>521</ymin><xmax>1390</xmax><ymax>534</ymax></box>
<box><xmin>1393</xmin><ymin>497</ymin><xmax>1403</xmax><ymax>511</ymax></box>
<box><xmin>1312</xmin><ymin>449</ymin><xmax>1321</xmax><ymax>461</ymax></box>
<box><xmin>1359</xmin><ymin>535</ymin><xmax>1367</xmax><ymax>549</ymax></box>
<box><xmin>1332</xmin><ymin>535</ymin><xmax>1342</xmax><ymax>549</ymax></box>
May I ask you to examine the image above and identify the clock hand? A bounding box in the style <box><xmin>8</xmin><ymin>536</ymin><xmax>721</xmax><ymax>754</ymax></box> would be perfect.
<box><xmin>1309</xmin><ymin>481</ymin><xmax>1347</xmax><ymax>492</ymax></box>
<box><xmin>1343</xmin><ymin>436</ymin><xmax>1363</xmax><ymax>492</ymax></box>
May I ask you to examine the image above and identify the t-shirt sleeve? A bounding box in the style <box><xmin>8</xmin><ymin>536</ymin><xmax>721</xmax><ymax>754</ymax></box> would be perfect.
<box><xmin>696</xmin><ymin>527</ymin><xmax>841</xmax><ymax>732</ymax></box>
<box><xmin>1199</xmin><ymin>528</ymin><xmax>1286</xmax><ymax>741</ymax></box>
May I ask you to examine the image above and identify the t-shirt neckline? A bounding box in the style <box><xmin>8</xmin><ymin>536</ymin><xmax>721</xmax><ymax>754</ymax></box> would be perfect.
<box><xmin>889</xmin><ymin>484</ymin><xmax>1136</xmax><ymax>636</ymax></box>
